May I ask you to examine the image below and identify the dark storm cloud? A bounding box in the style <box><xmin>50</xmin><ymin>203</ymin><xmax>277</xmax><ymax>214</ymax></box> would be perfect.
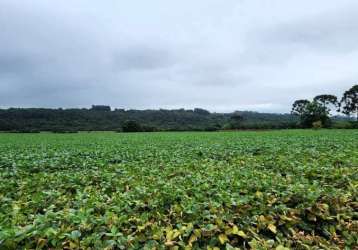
<box><xmin>0</xmin><ymin>0</ymin><xmax>357</xmax><ymax>112</ymax></box>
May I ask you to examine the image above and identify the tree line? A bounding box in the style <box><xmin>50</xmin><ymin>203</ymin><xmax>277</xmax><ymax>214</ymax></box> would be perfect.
<box><xmin>0</xmin><ymin>107</ymin><xmax>300</xmax><ymax>133</ymax></box>
<box><xmin>291</xmin><ymin>84</ymin><xmax>358</xmax><ymax>128</ymax></box>
<box><xmin>0</xmin><ymin>85</ymin><xmax>356</xmax><ymax>132</ymax></box>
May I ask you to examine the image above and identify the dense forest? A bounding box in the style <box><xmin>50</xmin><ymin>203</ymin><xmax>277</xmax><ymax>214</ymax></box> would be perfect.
<box><xmin>0</xmin><ymin>107</ymin><xmax>299</xmax><ymax>132</ymax></box>
<box><xmin>0</xmin><ymin>106</ymin><xmax>354</xmax><ymax>133</ymax></box>
<box><xmin>1</xmin><ymin>85</ymin><xmax>356</xmax><ymax>132</ymax></box>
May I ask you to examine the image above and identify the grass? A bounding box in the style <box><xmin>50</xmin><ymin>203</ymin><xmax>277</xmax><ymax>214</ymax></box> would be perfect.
<box><xmin>0</xmin><ymin>130</ymin><xmax>357</xmax><ymax>249</ymax></box>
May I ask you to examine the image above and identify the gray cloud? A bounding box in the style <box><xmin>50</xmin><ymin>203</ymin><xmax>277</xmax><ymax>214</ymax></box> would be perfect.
<box><xmin>112</xmin><ymin>46</ymin><xmax>175</xmax><ymax>71</ymax></box>
<box><xmin>260</xmin><ymin>6</ymin><xmax>358</xmax><ymax>53</ymax></box>
<box><xmin>0</xmin><ymin>0</ymin><xmax>357</xmax><ymax>112</ymax></box>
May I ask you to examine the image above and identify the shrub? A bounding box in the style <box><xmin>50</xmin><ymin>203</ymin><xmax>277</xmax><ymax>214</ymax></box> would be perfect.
<box><xmin>121</xmin><ymin>120</ymin><xmax>142</xmax><ymax>132</ymax></box>
<box><xmin>332</xmin><ymin>121</ymin><xmax>352</xmax><ymax>129</ymax></box>
<box><xmin>141</xmin><ymin>125</ymin><xmax>158</xmax><ymax>132</ymax></box>
<box><xmin>312</xmin><ymin>120</ymin><xmax>323</xmax><ymax>129</ymax></box>
<box><xmin>349</xmin><ymin>121</ymin><xmax>358</xmax><ymax>129</ymax></box>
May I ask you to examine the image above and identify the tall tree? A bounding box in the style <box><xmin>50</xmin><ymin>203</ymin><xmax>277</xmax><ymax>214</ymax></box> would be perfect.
<box><xmin>291</xmin><ymin>100</ymin><xmax>310</xmax><ymax>116</ymax></box>
<box><xmin>340</xmin><ymin>85</ymin><xmax>358</xmax><ymax>121</ymax></box>
<box><xmin>301</xmin><ymin>102</ymin><xmax>329</xmax><ymax>128</ymax></box>
<box><xmin>291</xmin><ymin>100</ymin><xmax>329</xmax><ymax>128</ymax></box>
<box><xmin>313</xmin><ymin>95</ymin><xmax>338</xmax><ymax>113</ymax></box>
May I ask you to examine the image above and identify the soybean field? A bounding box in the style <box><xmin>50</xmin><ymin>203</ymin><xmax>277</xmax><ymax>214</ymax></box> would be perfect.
<box><xmin>0</xmin><ymin>130</ymin><xmax>357</xmax><ymax>249</ymax></box>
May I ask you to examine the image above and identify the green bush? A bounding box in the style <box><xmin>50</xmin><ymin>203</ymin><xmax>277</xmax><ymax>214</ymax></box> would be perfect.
<box><xmin>312</xmin><ymin>120</ymin><xmax>323</xmax><ymax>129</ymax></box>
<box><xmin>332</xmin><ymin>121</ymin><xmax>358</xmax><ymax>129</ymax></box>
<box><xmin>121</xmin><ymin>120</ymin><xmax>142</xmax><ymax>132</ymax></box>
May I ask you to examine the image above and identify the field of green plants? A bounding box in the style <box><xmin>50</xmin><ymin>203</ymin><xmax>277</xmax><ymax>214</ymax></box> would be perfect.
<box><xmin>0</xmin><ymin>130</ymin><xmax>357</xmax><ymax>249</ymax></box>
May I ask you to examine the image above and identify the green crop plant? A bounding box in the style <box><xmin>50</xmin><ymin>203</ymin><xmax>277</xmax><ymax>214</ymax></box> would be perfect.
<box><xmin>0</xmin><ymin>130</ymin><xmax>357</xmax><ymax>249</ymax></box>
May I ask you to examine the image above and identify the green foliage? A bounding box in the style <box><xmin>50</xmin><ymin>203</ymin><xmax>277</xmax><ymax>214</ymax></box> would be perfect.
<box><xmin>0</xmin><ymin>130</ymin><xmax>357</xmax><ymax>249</ymax></box>
<box><xmin>227</xmin><ymin>112</ymin><xmax>244</xmax><ymax>129</ymax></box>
<box><xmin>312</xmin><ymin>120</ymin><xmax>323</xmax><ymax>129</ymax></box>
<box><xmin>331</xmin><ymin>121</ymin><xmax>358</xmax><ymax>129</ymax></box>
<box><xmin>313</xmin><ymin>94</ymin><xmax>338</xmax><ymax>112</ymax></box>
<box><xmin>340</xmin><ymin>85</ymin><xmax>358</xmax><ymax>121</ymax></box>
<box><xmin>121</xmin><ymin>120</ymin><xmax>142</xmax><ymax>133</ymax></box>
<box><xmin>0</xmin><ymin>108</ymin><xmax>300</xmax><ymax>132</ymax></box>
<box><xmin>332</xmin><ymin>120</ymin><xmax>351</xmax><ymax>129</ymax></box>
<box><xmin>193</xmin><ymin>108</ymin><xmax>210</xmax><ymax>115</ymax></box>
<box><xmin>292</xmin><ymin>100</ymin><xmax>330</xmax><ymax>128</ymax></box>
<box><xmin>91</xmin><ymin>105</ymin><xmax>111</xmax><ymax>112</ymax></box>
<box><xmin>291</xmin><ymin>85</ymin><xmax>358</xmax><ymax>127</ymax></box>
<box><xmin>291</xmin><ymin>99</ymin><xmax>310</xmax><ymax>116</ymax></box>
<box><xmin>301</xmin><ymin>102</ymin><xmax>330</xmax><ymax>128</ymax></box>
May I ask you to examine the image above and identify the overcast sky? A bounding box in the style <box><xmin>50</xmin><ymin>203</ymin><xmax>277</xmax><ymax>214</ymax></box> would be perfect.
<box><xmin>0</xmin><ymin>0</ymin><xmax>357</xmax><ymax>113</ymax></box>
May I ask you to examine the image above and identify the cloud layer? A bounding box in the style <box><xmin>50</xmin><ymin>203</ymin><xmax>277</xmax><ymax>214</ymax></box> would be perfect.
<box><xmin>1</xmin><ymin>0</ymin><xmax>357</xmax><ymax>112</ymax></box>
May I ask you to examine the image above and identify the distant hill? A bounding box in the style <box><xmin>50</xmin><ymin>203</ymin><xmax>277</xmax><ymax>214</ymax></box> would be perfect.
<box><xmin>0</xmin><ymin>107</ymin><xmax>351</xmax><ymax>132</ymax></box>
